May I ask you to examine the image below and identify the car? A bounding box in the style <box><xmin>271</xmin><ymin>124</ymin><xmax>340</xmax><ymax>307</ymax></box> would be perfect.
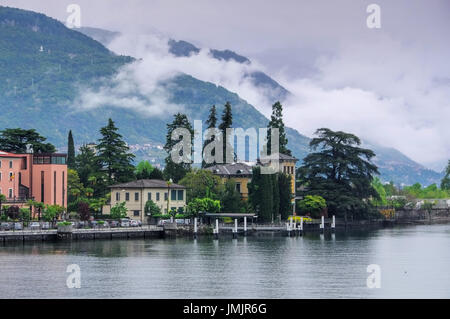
<box><xmin>1</xmin><ymin>222</ymin><xmax>11</xmax><ymax>231</ymax></box>
<box><xmin>29</xmin><ymin>222</ymin><xmax>40</xmax><ymax>230</ymax></box>
<box><xmin>77</xmin><ymin>221</ymin><xmax>87</xmax><ymax>229</ymax></box>
<box><xmin>14</xmin><ymin>222</ymin><xmax>23</xmax><ymax>231</ymax></box>
<box><xmin>129</xmin><ymin>220</ymin><xmax>139</xmax><ymax>227</ymax></box>
<box><xmin>41</xmin><ymin>222</ymin><xmax>51</xmax><ymax>230</ymax></box>
<box><xmin>120</xmin><ymin>219</ymin><xmax>130</xmax><ymax>227</ymax></box>
<box><xmin>90</xmin><ymin>221</ymin><xmax>98</xmax><ymax>228</ymax></box>
<box><xmin>109</xmin><ymin>220</ymin><xmax>119</xmax><ymax>228</ymax></box>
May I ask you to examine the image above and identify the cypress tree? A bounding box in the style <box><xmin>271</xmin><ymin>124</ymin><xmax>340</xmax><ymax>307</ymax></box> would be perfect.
<box><xmin>67</xmin><ymin>130</ymin><xmax>75</xmax><ymax>169</ymax></box>
<box><xmin>267</xmin><ymin>101</ymin><xmax>291</xmax><ymax>156</ymax></box>
<box><xmin>218</xmin><ymin>102</ymin><xmax>233</xmax><ymax>163</ymax></box>
<box><xmin>163</xmin><ymin>113</ymin><xmax>194</xmax><ymax>183</ymax></box>
<box><xmin>272</xmin><ymin>173</ymin><xmax>280</xmax><ymax>222</ymax></box>
<box><xmin>202</xmin><ymin>105</ymin><xmax>217</xmax><ymax>168</ymax></box>
<box><xmin>279</xmin><ymin>173</ymin><xmax>293</xmax><ymax>221</ymax></box>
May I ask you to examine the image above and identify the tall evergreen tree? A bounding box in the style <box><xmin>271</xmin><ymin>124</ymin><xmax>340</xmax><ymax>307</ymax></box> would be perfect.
<box><xmin>96</xmin><ymin>118</ymin><xmax>135</xmax><ymax>185</ymax></box>
<box><xmin>279</xmin><ymin>173</ymin><xmax>293</xmax><ymax>221</ymax></box>
<box><xmin>441</xmin><ymin>160</ymin><xmax>450</xmax><ymax>190</ymax></box>
<box><xmin>218</xmin><ymin>102</ymin><xmax>233</xmax><ymax>163</ymax></box>
<box><xmin>163</xmin><ymin>113</ymin><xmax>194</xmax><ymax>183</ymax></box>
<box><xmin>67</xmin><ymin>130</ymin><xmax>75</xmax><ymax>169</ymax></box>
<box><xmin>202</xmin><ymin>105</ymin><xmax>217</xmax><ymax>168</ymax></box>
<box><xmin>272</xmin><ymin>173</ymin><xmax>280</xmax><ymax>222</ymax></box>
<box><xmin>266</xmin><ymin>101</ymin><xmax>291</xmax><ymax>156</ymax></box>
<box><xmin>248</xmin><ymin>167</ymin><xmax>274</xmax><ymax>223</ymax></box>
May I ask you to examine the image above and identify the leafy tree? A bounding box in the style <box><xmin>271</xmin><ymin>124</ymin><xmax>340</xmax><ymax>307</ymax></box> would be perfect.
<box><xmin>149</xmin><ymin>167</ymin><xmax>164</xmax><ymax>180</ymax></box>
<box><xmin>75</xmin><ymin>144</ymin><xmax>100</xmax><ymax>186</ymax></box>
<box><xmin>441</xmin><ymin>160</ymin><xmax>450</xmax><ymax>190</ymax></box>
<box><xmin>248</xmin><ymin>167</ymin><xmax>277</xmax><ymax>222</ymax></box>
<box><xmin>77</xmin><ymin>201</ymin><xmax>91</xmax><ymax>221</ymax></box>
<box><xmin>220</xmin><ymin>179</ymin><xmax>241</xmax><ymax>214</ymax></box>
<box><xmin>163</xmin><ymin>113</ymin><xmax>194</xmax><ymax>182</ymax></box>
<box><xmin>145</xmin><ymin>200</ymin><xmax>161</xmax><ymax>216</ymax></box>
<box><xmin>7</xmin><ymin>206</ymin><xmax>20</xmax><ymax>220</ymax></box>
<box><xmin>42</xmin><ymin>204</ymin><xmax>64</xmax><ymax>222</ymax></box>
<box><xmin>187</xmin><ymin>197</ymin><xmax>221</xmax><ymax>217</ymax></box>
<box><xmin>297</xmin><ymin>128</ymin><xmax>379</xmax><ymax>220</ymax></box>
<box><xmin>202</xmin><ymin>105</ymin><xmax>217</xmax><ymax>168</ymax></box>
<box><xmin>371</xmin><ymin>177</ymin><xmax>387</xmax><ymax>207</ymax></box>
<box><xmin>135</xmin><ymin>161</ymin><xmax>154</xmax><ymax>180</ymax></box>
<box><xmin>68</xmin><ymin>169</ymin><xmax>85</xmax><ymax>203</ymax></box>
<box><xmin>110</xmin><ymin>202</ymin><xmax>127</xmax><ymax>219</ymax></box>
<box><xmin>19</xmin><ymin>207</ymin><xmax>31</xmax><ymax>223</ymax></box>
<box><xmin>218</xmin><ymin>102</ymin><xmax>233</xmax><ymax>163</ymax></box>
<box><xmin>0</xmin><ymin>194</ymin><xmax>5</xmax><ymax>216</ymax></box>
<box><xmin>0</xmin><ymin>128</ymin><xmax>55</xmax><ymax>153</ymax></box>
<box><xmin>272</xmin><ymin>173</ymin><xmax>280</xmax><ymax>221</ymax></box>
<box><xmin>179</xmin><ymin>169</ymin><xmax>223</xmax><ymax>202</ymax></box>
<box><xmin>298</xmin><ymin>195</ymin><xmax>327</xmax><ymax>218</ymax></box>
<box><xmin>266</xmin><ymin>101</ymin><xmax>291</xmax><ymax>156</ymax></box>
<box><xmin>97</xmin><ymin>118</ymin><xmax>135</xmax><ymax>185</ymax></box>
<box><xmin>67</xmin><ymin>130</ymin><xmax>75</xmax><ymax>168</ymax></box>
<box><xmin>27</xmin><ymin>200</ymin><xmax>44</xmax><ymax>220</ymax></box>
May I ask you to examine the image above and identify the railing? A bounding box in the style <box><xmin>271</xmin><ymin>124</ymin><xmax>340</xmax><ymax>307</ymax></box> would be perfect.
<box><xmin>3</xmin><ymin>196</ymin><xmax>32</xmax><ymax>203</ymax></box>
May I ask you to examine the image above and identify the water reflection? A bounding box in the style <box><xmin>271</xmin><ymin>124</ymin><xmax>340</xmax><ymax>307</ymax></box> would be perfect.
<box><xmin>1</xmin><ymin>224</ymin><xmax>450</xmax><ymax>298</ymax></box>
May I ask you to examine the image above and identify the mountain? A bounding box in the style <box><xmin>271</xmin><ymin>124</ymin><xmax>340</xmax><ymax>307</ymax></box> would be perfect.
<box><xmin>0</xmin><ymin>6</ymin><xmax>443</xmax><ymax>186</ymax></box>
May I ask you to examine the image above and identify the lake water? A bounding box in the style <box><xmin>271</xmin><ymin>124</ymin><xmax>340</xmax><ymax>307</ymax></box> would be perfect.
<box><xmin>1</xmin><ymin>223</ymin><xmax>450</xmax><ymax>299</ymax></box>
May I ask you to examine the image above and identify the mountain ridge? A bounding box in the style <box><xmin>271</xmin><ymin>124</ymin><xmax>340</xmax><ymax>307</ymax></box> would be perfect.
<box><xmin>0</xmin><ymin>6</ymin><xmax>443</xmax><ymax>186</ymax></box>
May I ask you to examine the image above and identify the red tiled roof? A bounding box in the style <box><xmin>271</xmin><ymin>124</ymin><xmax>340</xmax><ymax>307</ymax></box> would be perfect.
<box><xmin>0</xmin><ymin>150</ymin><xmax>26</xmax><ymax>158</ymax></box>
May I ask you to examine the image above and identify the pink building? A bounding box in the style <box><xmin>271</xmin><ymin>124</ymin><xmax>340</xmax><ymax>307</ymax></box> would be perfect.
<box><xmin>0</xmin><ymin>151</ymin><xmax>68</xmax><ymax>210</ymax></box>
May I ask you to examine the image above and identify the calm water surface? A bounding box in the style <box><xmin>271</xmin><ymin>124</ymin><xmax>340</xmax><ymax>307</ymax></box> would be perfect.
<box><xmin>1</xmin><ymin>224</ymin><xmax>450</xmax><ymax>298</ymax></box>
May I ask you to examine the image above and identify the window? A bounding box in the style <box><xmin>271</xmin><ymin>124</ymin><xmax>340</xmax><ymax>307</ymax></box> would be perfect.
<box><xmin>125</xmin><ymin>192</ymin><xmax>130</xmax><ymax>201</ymax></box>
<box><xmin>164</xmin><ymin>192</ymin><xmax>168</xmax><ymax>201</ymax></box>
<box><xmin>54</xmin><ymin>171</ymin><xmax>57</xmax><ymax>205</ymax></box>
<box><xmin>156</xmin><ymin>192</ymin><xmax>160</xmax><ymax>201</ymax></box>
<box><xmin>0</xmin><ymin>160</ymin><xmax>2</xmax><ymax>168</ymax></box>
<box><xmin>9</xmin><ymin>172</ymin><xmax>13</xmax><ymax>181</ymax></box>
<box><xmin>171</xmin><ymin>190</ymin><xmax>177</xmax><ymax>201</ymax></box>
<box><xmin>236</xmin><ymin>183</ymin><xmax>241</xmax><ymax>193</ymax></box>
<box><xmin>0</xmin><ymin>172</ymin><xmax>2</xmax><ymax>181</ymax></box>
<box><xmin>41</xmin><ymin>171</ymin><xmax>44</xmax><ymax>202</ymax></box>
<box><xmin>177</xmin><ymin>190</ymin><xmax>184</xmax><ymax>201</ymax></box>
<box><xmin>9</xmin><ymin>161</ymin><xmax>13</xmax><ymax>169</ymax></box>
<box><xmin>148</xmin><ymin>192</ymin><xmax>152</xmax><ymax>201</ymax></box>
<box><xmin>8</xmin><ymin>188</ymin><xmax>13</xmax><ymax>198</ymax></box>
<box><xmin>116</xmin><ymin>192</ymin><xmax>121</xmax><ymax>201</ymax></box>
<box><xmin>135</xmin><ymin>192</ymin><xmax>139</xmax><ymax>201</ymax></box>
<box><xmin>62</xmin><ymin>171</ymin><xmax>65</xmax><ymax>206</ymax></box>
<box><xmin>133</xmin><ymin>210</ymin><xmax>140</xmax><ymax>217</ymax></box>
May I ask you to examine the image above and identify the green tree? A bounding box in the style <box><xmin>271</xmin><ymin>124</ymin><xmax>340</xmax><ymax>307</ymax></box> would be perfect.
<box><xmin>248</xmin><ymin>167</ymin><xmax>275</xmax><ymax>223</ymax></box>
<box><xmin>279</xmin><ymin>173</ymin><xmax>293</xmax><ymax>221</ymax></box>
<box><xmin>0</xmin><ymin>128</ymin><xmax>55</xmax><ymax>153</ymax></box>
<box><xmin>77</xmin><ymin>201</ymin><xmax>91</xmax><ymax>221</ymax></box>
<box><xmin>110</xmin><ymin>202</ymin><xmax>127</xmax><ymax>219</ymax></box>
<box><xmin>297</xmin><ymin>128</ymin><xmax>379</xmax><ymax>220</ymax></box>
<box><xmin>149</xmin><ymin>167</ymin><xmax>164</xmax><ymax>180</ymax></box>
<box><xmin>163</xmin><ymin>113</ymin><xmax>194</xmax><ymax>182</ymax></box>
<box><xmin>298</xmin><ymin>195</ymin><xmax>327</xmax><ymax>218</ymax></box>
<box><xmin>187</xmin><ymin>198</ymin><xmax>221</xmax><ymax>217</ymax></box>
<box><xmin>202</xmin><ymin>105</ymin><xmax>218</xmax><ymax>168</ymax></box>
<box><xmin>266</xmin><ymin>101</ymin><xmax>291</xmax><ymax>156</ymax></box>
<box><xmin>179</xmin><ymin>169</ymin><xmax>224</xmax><ymax>202</ymax></box>
<box><xmin>0</xmin><ymin>194</ymin><xmax>5</xmax><ymax>217</ymax></box>
<box><xmin>441</xmin><ymin>160</ymin><xmax>450</xmax><ymax>190</ymax></box>
<box><xmin>145</xmin><ymin>200</ymin><xmax>161</xmax><ymax>216</ymax></box>
<box><xmin>67</xmin><ymin>130</ymin><xmax>75</xmax><ymax>168</ymax></box>
<box><xmin>135</xmin><ymin>161</ymin><xmax>154</xmax><ymax>180</ymax></box>
<box><xmin>220</xmin><ymin>179</ymin><xmax>241</xmax><ymax>214</ymax></box>
<box><xmin>218</xmin><ymin>102</ymin><xmax>233</xmax><ymax>163</ymax></box>
<box><xmin>371</xmin><ymin>177</ymin><xmax>387</xmax><ymax>207</ymax></box>
<box><xmin>97</xmin><ymin>118</ymin><xmax>135</xmax><ymax>185</ymax></box>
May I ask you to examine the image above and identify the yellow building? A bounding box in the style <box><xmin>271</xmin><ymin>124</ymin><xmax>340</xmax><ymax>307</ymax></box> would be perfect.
<box><xmin>207</xmin><ymin>162</ymin><xmax>253</xmax><ymax>199</ymax></box>
<box><xmin>103</xmin><ymin>179</ymin><xmax>186</xmax><ymax>223</ymax></box>
<box><xmin>207</xmin><ymin>153</ymin><xmax>298</xmax><ymax>199</ymax></box>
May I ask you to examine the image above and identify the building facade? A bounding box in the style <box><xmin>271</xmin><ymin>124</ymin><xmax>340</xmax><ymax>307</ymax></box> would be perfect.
<box><xmin>0</xmin><ymin>151</ymin><xmax>68</xmax><ymax>209</ymax></box>
<box><xmin>104</xmin><ymin>179</ymin><xmax>187</xmax><ymax>223</ymax></box>
<box><xmin>207</xmin><ymin>153</ymin><xmax>298</xmax><ymax>199</ymax></box>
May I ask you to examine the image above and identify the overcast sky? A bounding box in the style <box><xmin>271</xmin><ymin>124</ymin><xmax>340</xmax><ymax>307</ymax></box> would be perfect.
<box><xmin>1</xmin><ymin>0</ymin><xmax>450</xmax><ymax>170</ymax></box>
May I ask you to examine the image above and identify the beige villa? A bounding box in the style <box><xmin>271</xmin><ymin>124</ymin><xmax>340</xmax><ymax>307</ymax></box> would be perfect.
<box><xmin>103</xmin><ymin>179</ymin><xmax>187</xmax><ymax>223</ymax></box>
